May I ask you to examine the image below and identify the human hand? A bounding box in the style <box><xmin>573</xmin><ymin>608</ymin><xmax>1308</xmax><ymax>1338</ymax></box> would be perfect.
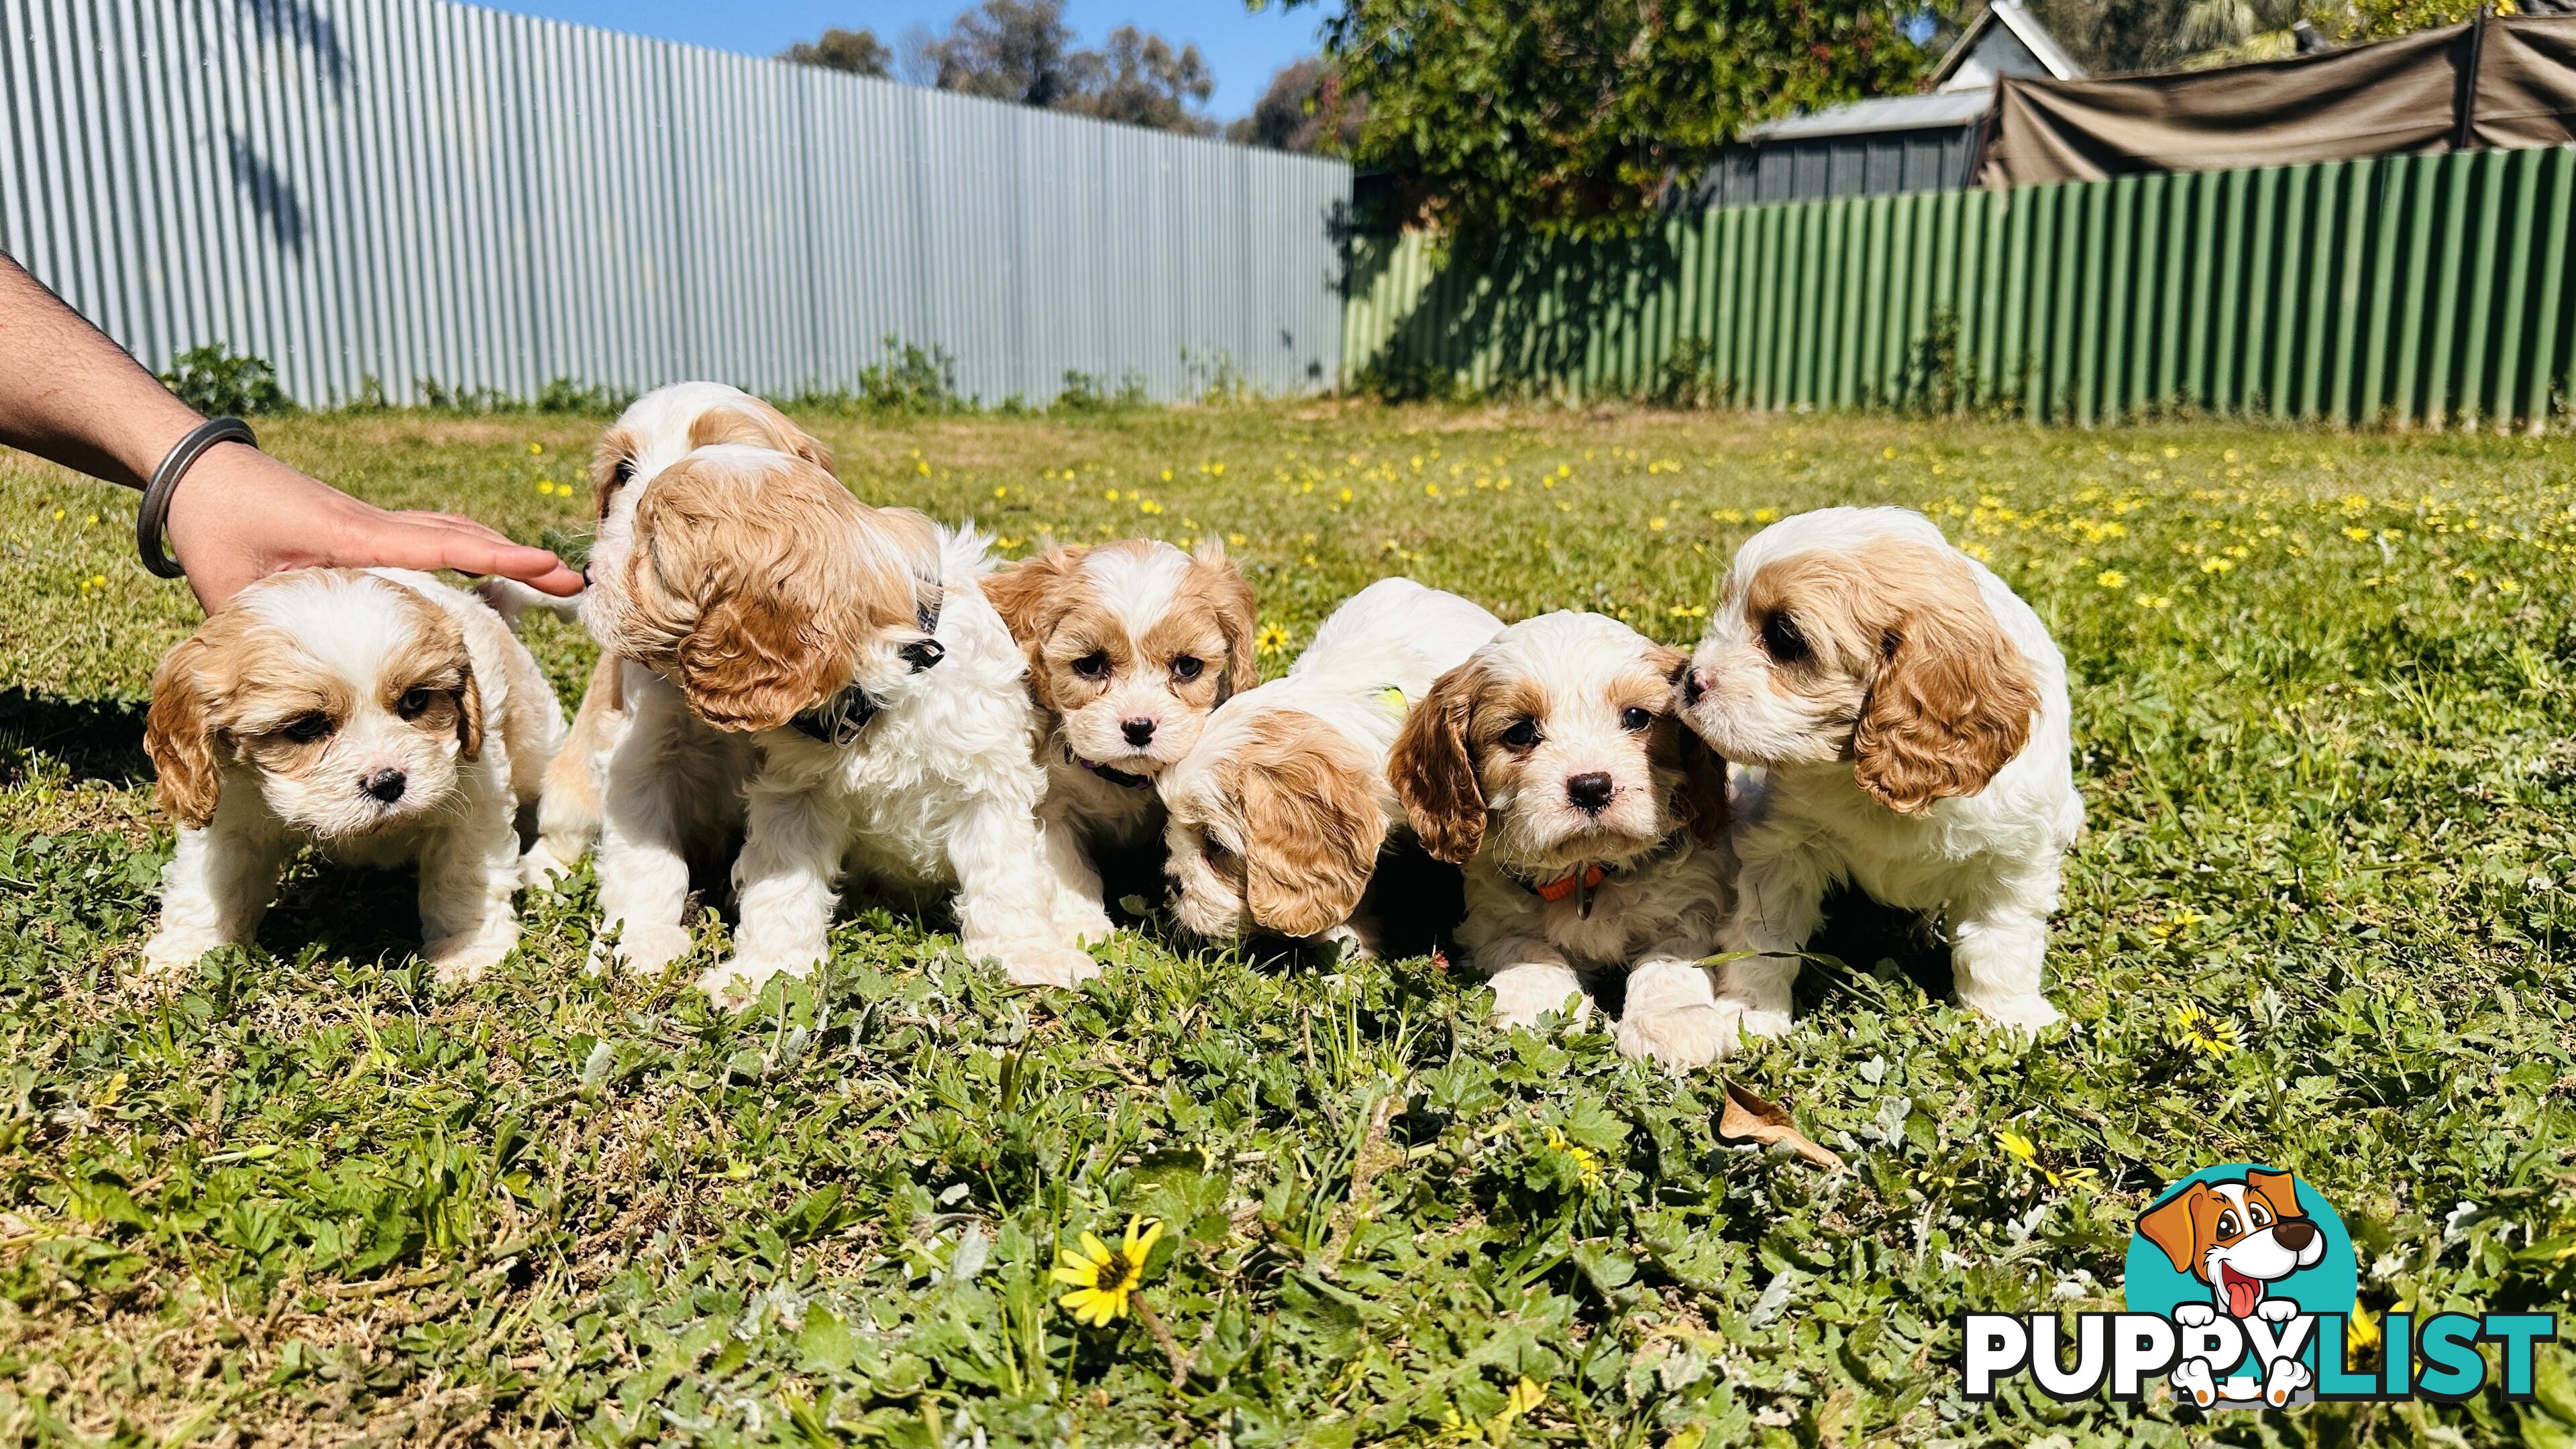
<box><xmin>164</xmin><ymin>443</ymin><xmax>582</xmax><ymax>610</ymax></box>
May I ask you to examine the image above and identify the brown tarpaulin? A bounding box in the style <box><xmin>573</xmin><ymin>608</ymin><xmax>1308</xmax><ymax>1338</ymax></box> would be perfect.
<box><xmin>1980</xmin><ymin>13</ymin><xmax>2576</xmax><ymax>186</ymax></box>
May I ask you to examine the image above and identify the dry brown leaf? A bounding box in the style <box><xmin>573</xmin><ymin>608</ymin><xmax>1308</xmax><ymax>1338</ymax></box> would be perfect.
<box><xmin>1717</xmin><ymin>1081</ymin><xmax>1847</xmax><ymax>1173</ymax></box>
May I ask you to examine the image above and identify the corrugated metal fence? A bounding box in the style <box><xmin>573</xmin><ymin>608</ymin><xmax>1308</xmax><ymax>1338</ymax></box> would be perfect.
<box><xmin>1</xmin><ymin>0</ymin><xmax>1352</xmax><ymax>406</ymax></box>
<box><xmin>1346</xmin><ymin>146</ymin><xmax>2576</xmax><ymax>431</ymax></box>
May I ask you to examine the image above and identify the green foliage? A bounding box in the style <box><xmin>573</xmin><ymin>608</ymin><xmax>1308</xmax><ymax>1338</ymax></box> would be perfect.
<box><xmin>778</xmin><ymin>25</ymin><xmax>892</xmax><ymax>76</ymax></box>
<box><xmin>158</xmin><ymin>343</ymin><xmax>294</xmax><ymax>417</ymax></box>
<box><xmin>1283</xmin><ymin>0</ymin><xmax>1926</xmax><ymax>241</ymax></box>
<box><xmin>5</xmin><ymin>406</ymin><xmax>2576</xmax><ymax>1443</ymax></box>
<box><xmin>533</xmin><ymin>377</ymin><xmax>637</xmax><ymax>415</ymax></box>
<box><xmin>1053</xmin><ymin>368</ymin><xmax>1150</xmax><ymax>413</ymax></box>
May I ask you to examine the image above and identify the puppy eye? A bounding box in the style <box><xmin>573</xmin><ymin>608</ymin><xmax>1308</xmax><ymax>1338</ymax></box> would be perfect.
<box><xmin>1499</xmin><ymin>718</ymin><xmax>1540</xmax><ymax>749</ymax></box>
<box><xmin>1759</xmin><ymin>612</ymin><xmax>1811</xmax><ymax>665</ymax></box>
<box><xmin>2247</xmin><ymin>1203</ymin><xmax>2271</xmax><ymax>1226</ymax></box>
<box><xmin>2217</xmin><ymin>1212</ymin><xmax>2239</xmax><ymax>1236</ymax></box>
<box><xmin>1201</xmin><ymin>836</ymin><xmax>1238</xmax><ymax>871</ymax></box>
<box><xmin>1171</xmin><ymin>655</ymin><xmax>1204</xmax><ymax>681</ymax></box>
<box><xmin>608</xmin><ymin>458</ymin><xmax>636</xmax><ymax>490</ymax></box>
<box><xmin>1620</xmin><ymin>706</ymin><xmax>1653</xmax><ymax>733</ymax></box>
<box><xmin>1073</xmin><ymin>651</ymin><xmax>1111</xmax><ymax>680</ymax></box>
<box><xmin>397</xmin><ymin>688</ymin><xmax>436</xmax><ymax>720</ymax></box>
<box><xmin>283</xmin><ymin>713</ymin><xmax>335</xmax><ymax>743</ymax></box>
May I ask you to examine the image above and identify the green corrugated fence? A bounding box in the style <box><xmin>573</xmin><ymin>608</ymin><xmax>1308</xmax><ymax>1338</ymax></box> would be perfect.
<box><xmin>1342</xmin><ymin>146</ymin><xmax>2576</xmax><ymax>431</ymax></box>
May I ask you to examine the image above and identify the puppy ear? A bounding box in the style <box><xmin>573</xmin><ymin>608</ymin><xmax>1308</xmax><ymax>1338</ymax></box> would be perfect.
<box><xmin>1674</xmin><ymin>728</ymin><xmax>1731</xmax><ymax>847</ymax></box>
<box><xmin>673</xmin><ymin>590</ymin><xmax>851</xmax><ymax>732</ymax></box>
<box><xmin>981</xmin><ymin>545</ymin><xmax>1087</xmax><ymax>648</ymax></box>
<box><xmin>1238</xmin><ymin>736</ymin><xmax>1385</xmax><ymax>937</ymax></box>
<box><xmin>1387</xmin><ymin>660</ymin><xmax>1487</xmax><ymax>864</ymax></box>
<box><xmin>144</xmin><ymin>635</ymin><xmax>224</xmax><ymax>828</ymax></box>
<box><xmin>1651</xmin><ymin>644</ymin><xmax>1730</xmax><ymax>846</ymax></box>
<box><xmin>690</xmin><ymin>401</ymin><xmax>836</xmax><ymax>476</ymax></box>
<box><xmin>1190</xmin><ymin>539</ymin><xmax>1261</xmax><ymax>698</ymax></box>
<box><xmin>2245</xmin><ymin>1168</ymin><xmax>2301</xmax><ymax>1217</ymax></box>
<box><xmin>453</xmin><ymin>663</ymin><xmax>484</xmax><ymax>761</ymax></box>
<box><xmin>2137</xmin><ymin>1185</ymin><xmax>2208</xmax><ymax>1277</ymax></box>
<box><xmin>1852</xmin><ymin>582</ymin><xmax>2039</xmax><ymax>816</ymax></box>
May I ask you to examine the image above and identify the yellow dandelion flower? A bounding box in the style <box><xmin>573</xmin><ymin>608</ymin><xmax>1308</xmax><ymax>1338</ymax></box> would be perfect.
<box><xmin>1053</xmin><ymin>1216</ymin><xmax>1163</xmax><ymax>1327</ymax></box>
<box><xmin>1544</xmin><ymin>1125</ymin><xmax>1603</xmax><ymax>1191</ymax></box>
<box><xmin>1256</xmin><ymin>623</ymin><xmax>1291</xmax><ymax>654</ymax></box>
<box><xmin>916</xmin><ymin>460</ymin><xmax>931</xmax><ymax>476</ymax></box>
<box><xmin>2498</xmin><ymin>578</ymin><xmax>2522</xmax><ymax>594</ymax></box>
<box><xmin>1753</xmin><ymin>508</ymin><xmax>1778</xmax><ymax>523</ymax></box>
<box><xmin>85</xmin><ymin>515</ymin><xmax>99</xmax><ymax>526</ymax></box>
<box><xmin>2349</xmin><ymin>1304</ymin><xmax>2381</xmax><ymax>1351</ymax></box>
<box><xmin>1228</xmin><ymin>532</ymin><xmax>1246</xmax><ymax>545</ymax></box>
<box><xmin>2163</xmin><ymin>445</ymin><xmax>2180</xmax><ymax>459</ymax></box>
<box><xmin>51</xmin><ymin>508</ymin><xmax>64</xmax><ymax>521</ymax></box>
<box><xmin>994</xmin><ymin>486</ymin><xmax>1008</xmax><ymax>498</ymax></box>
<box><xmin>1996</xmin><ymin>1128</ymin><xmax>2038</xmax><ymax>1165</ymax></box>
<box><xmin>2169</xmin><ymin>1003</ymin><xmax>2241</xmax><ymax>1058</ymax></box>
<box><xmin>1139</xmin><ymin>499</ymin><xmax>1163</xmax><ymax>515</ymax></box>
<box><xmin>1339</xmin><ymin>488</ymin><xmax>1354</xmax><ymax>503</ymax></box>
<box><xmin>2095</xmin><ymin>570</ymin><xmax>2127</xmax><ymax>589</ymax></box>
<box><xmin>535</xmin><ymin>480</ymin><xmax>554</xmax><ymax>495</ymax></box>
<box><xmin>2138</xmin><ymin>594</ymin><xmax>2174</xmax><ymax>610</ymax></box>
<box><xmin>2343</xmin><ymin>526</ymin><xmax>2372</xmax><ymax>541</ymax></box>
<box><xmin>1161</xmin><ymin>470</ymin><xmax>1174</xmax><ymax>482</ymax></box>
<box><xmin>2200</xmin><ymin>557</ymin><xmax>2234</xmax><ymax>574</ymax></box>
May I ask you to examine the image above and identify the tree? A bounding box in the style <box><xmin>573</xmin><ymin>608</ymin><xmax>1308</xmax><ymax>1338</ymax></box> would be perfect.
<box><xmin>777</xmin><ymin>26</ymin><xmax>893</xmax><ymax>77</ymax></box>
<box><xmin>911</xmin><ymin>0</ymin><xmax>1218</xmax><ymax>135</ymax></box>
<box><xmin>1269</xmin><ymin>0</ymin><xmax>1927</xmax><ymax>241</ymax></box>
<box><xmin>1226</xmin><ymin>56</ymin><xmax>1365</xmax><ymax>152</ymax></box>
<box><xmin>1069</xmin><ymin>26</ymin><xmax>1219</xmax><ymax>135</ymax></box>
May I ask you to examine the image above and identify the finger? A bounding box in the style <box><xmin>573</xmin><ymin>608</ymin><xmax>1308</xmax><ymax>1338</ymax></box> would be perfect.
<box><xmin>361</xmin><ymin>519</ymin><xmax>576</xmax><ymax>590</ymax></box>
<box><xmin>392</xmin><ymin>509</ymin><xmax>523</xmax><ymax>545</ymax></box>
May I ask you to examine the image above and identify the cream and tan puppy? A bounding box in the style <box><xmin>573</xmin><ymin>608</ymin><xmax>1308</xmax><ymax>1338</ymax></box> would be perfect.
<box><xmin>1389</xmin><ymin>612</ymin><xmax>1734</xmax><ymax>1069</ymax></box>
<box><xmin>982</xmin><ymin>539</ymin><xmax>1256</xmax><ymax>937</ymax></box>
<box><xmin>574</xmin><ymin>382</ymin><xmax>1091</xmax><ymax>1000</ymax></box>
<box><xmin>142</xmin><ymin>568</ymin><xmax>564</xmax><ymax>983</ymax></box>
<box><xmin>550</xmin><ymin>382</ymin><xmax>841</xmax><ymax>971</ymax></box>
<box><xmin>1159</xmin><ymin>577</ymin><xmax>1501</xmax><ymax>954</ymax></box>
<box><xmin>1676</xmin><ymin>506</ymin><xmax>2079</xmax><ymax>1042</ymax></box>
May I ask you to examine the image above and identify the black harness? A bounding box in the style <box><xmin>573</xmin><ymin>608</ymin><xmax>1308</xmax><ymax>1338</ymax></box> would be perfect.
<box><xmin>789</xmin><ymin>596</ymin><xmax>946</xmax><ymax>746</ymax></box>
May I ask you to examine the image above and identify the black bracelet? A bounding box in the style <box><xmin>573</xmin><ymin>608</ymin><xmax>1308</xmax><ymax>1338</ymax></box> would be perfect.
<box><xmin>136</xmin><ymin>417</ymin><xmax>257</xmax><ymax>580</ymax></box>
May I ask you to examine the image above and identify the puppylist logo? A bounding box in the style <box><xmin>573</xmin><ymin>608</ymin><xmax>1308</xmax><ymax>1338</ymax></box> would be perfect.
<box><xmin>1962</xmin><ymin>1163</ymin><xmax>2557</xmax><ymax>1407</ymax></box>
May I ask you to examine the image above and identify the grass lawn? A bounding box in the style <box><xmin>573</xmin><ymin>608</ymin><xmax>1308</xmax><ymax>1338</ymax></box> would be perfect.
<box><xmin>2</xmin><ymin>400</ymin><xmax>2573</xmax><ymax>1447</ymax></box>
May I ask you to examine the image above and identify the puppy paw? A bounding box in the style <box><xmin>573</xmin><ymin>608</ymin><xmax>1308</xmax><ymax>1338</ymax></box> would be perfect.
<box><xmin>696</xmin><ymin>955</ymin><xmax>812</xmax><ymax>1010</ymax></box>
<box><xmin>518</xmin><ymin>840</ymin><xmax>579</xmax><ymax>891</ymax></box>
<box><xmin>140</xmin><ymin>930</ymin><xmax>227</xmax><ymax>977</ymax></box>
<box><xmin>1615</xmin><ymin>1002</ymin><xmax>1730</xmax><ymax>1071</ymax></box>
<box><xmin>596</xmin><ymin>921</ymin><xmax>692</xmax><ymax>977</ymax></box>
<box><xmin>2263</xmin><ymin>1358</ymin><xmax>2311</xmax><ymax>1407</ymax></box>
<box><xmin>2169</xmin><ymin>1358</ymin><xmax>2216</xmax><ymax>1408</ymax></box>
<box><xmin>2255</xmin><ymin>1296</ymin><xmax>2298</xmax><ymax>1324</ymax></box>
<box><xmin>2173</xmin><ymin>1303</ymin><xmax>2218</xmax><ymax>1328</ymax></box>
<box><xmin>1964</xmin><ymin>991</ymin><xmax>2063</xmax><ymax>1032</ymax></box>
<box><xmin>425</xmin><ymin>930</ymin><xmax>513</xmax><ymax>987</ymax></box>
<box><xmin>1487</xmin><ymin>969</ymin><xmax>1590</xmax><ymax>1030</ymax></box>
<box><xmin>1057</xmin><ymin>900</ymin><xmax>1116</xmax><ymax>947</ymax></box>
<box><xmin>991</xmin><ymin>942</ymin><xmax>1103</xmax><ymax>990</ymax></box>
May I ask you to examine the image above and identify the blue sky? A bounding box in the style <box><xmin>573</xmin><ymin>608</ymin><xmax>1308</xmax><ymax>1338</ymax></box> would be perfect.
<box><xmin>478</xmin><ymin>1</ymin><xmax>1334</xmax><ymax>119</ymax></box>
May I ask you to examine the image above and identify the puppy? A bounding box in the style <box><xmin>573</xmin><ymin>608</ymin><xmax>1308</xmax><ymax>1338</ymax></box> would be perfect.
<box><xmin>982</xmin><ymin>539</ymin><xmax>1257</xmax><ymax>938</ymax></box>
<box><xmin>2139</xmin><ymin>1169</ymin><xmax>2326</xmax><ymax>1407</ymax></box>
<box><xmin>1676</xmin><ymin>506</ymin><xmax>2079</xmax><ymax>1042</ymax></box>
<box><xmin>1388</xmin><ymin>612</ymin><xmax>1734</xmax><ymax>1069</ymax></box>
<box><xmin>142</xmin><ymin>568</ymin><xmax>564</xmax><ymax>983</ymax></box>
<box><xmin>566</xmin><ymin>382</ymin><xmax>835</xmax><ymax>972</ymax></box>
<box><xmin>1159</xmin><ymin>578</ymin><xmax>1501</xmax><ymax>953</ymax></box>
<box><xmin>578</xmin><ymin>382</ymin><xmax>1092</xmax><ymax>1000</ymax></box>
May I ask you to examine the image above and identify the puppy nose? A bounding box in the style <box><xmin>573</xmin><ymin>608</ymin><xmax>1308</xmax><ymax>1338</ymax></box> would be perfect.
<box><xmin>2271</xmin><ymin>1219</ymin><xmax>2317</xmax><ymax>1250</ymax></box>
<box><xmin>362</xmin><ymin>768</ymin><xmax>407</xmax><ymax>803</ymax></box>
<box><xmin>1566</xmin><ymin>771</ymin><xmax>1615</xmax><ymax>813</ymax></box>
<box><xmin>1682</xmin><ymin>667</ymin><xmax>1709</xmax><ymax>706</ymax></box>
<box><xmin>1121</xmin><ymin>717</ymin><xmax>1157</xmax><ymax>747</ymax></box>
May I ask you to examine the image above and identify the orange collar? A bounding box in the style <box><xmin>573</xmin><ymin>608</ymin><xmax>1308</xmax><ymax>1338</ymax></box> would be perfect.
<box><xmin>1529</xmin><ymin>865</ymin><xmax>1610</xmax><ymax>904</ymax></box>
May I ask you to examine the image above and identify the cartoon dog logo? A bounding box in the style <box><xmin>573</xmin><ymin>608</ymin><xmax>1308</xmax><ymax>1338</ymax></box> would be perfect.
<box><xmin>2137</xmin><ymin>1167</ymin><xmax>2327</xmax><ymax>1406</ymax></box>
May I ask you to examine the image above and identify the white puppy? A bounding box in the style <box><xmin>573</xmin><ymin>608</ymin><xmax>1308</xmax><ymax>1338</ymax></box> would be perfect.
<box><xmin>1159</xmin><ymin>577</ymin><xmax>1501</xmax><ymax>953</ymax></box>
<box><xmin>1387</xmin><ymin>612</ymin><xmax>1735</xmax><ymax>1069</ymax></box>
<box><xmin>1676</xmin><ymin>506</ymin><xmax>2080</xmax><ymax>1042</ymax></box>
<box><xmin>142</xmin><ymin>568</ymin><xmax>564</xmax><ymax>984</ymax></box>
<box><xmin>982</xmin><ymin>539</ymin><xmax>1258</xmax><ymax>939</ymax></box>
<box><xmin>576</xmin><ymin>382</ymin><xmax>1091</xmax><ymax>1002</ymax></box>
